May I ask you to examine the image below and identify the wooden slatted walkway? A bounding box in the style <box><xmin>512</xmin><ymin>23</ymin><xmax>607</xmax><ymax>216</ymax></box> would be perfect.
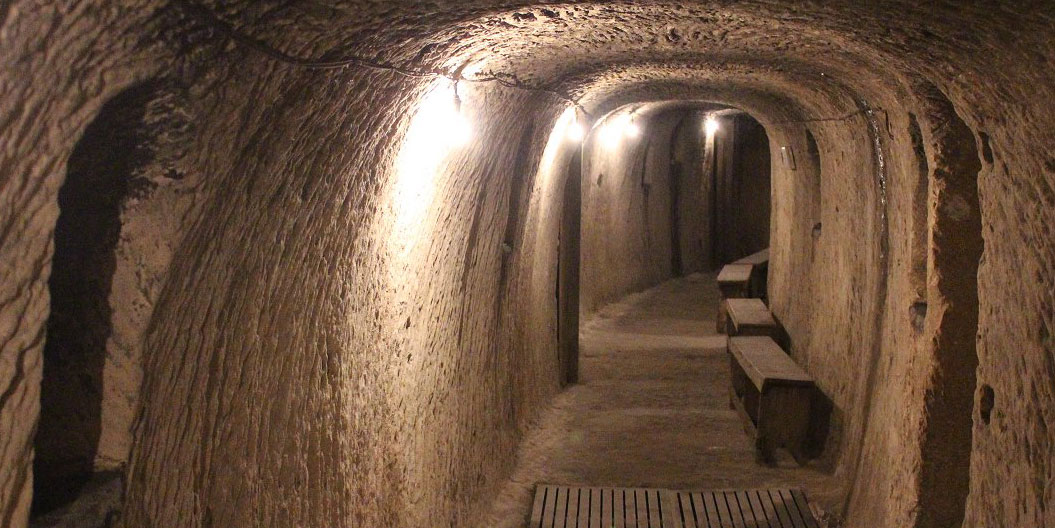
<box><xmin>529</xmin><ymin>485</ymin><xmax>819</xmax><ymax>528</ymax></box>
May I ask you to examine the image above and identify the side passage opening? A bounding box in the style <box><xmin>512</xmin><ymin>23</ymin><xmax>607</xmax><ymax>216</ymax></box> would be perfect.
<box><xmin>915</xmin><ymin>88</ymin><xmax>983</xmax><ymax>528</ymax></box>
<box><xmin>558</xmin><ymin>148</ymin><xmax>582</xmax><ymax>385</ymax></box>
<box><xmin>33</xmin><ymin>81</ymin><xmax>169</xmax><ymax>518</ymax></box>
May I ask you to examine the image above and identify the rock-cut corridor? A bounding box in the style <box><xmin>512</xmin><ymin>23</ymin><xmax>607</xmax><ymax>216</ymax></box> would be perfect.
<box><xmin>2</xmin><ymin>2</ymin><xmax>1054</xmax><ymax>528</ymax></box>
<box><xmin>483</xmin><ymin>273</ymin><xmax>837</xmax><ymax>527</ymax></box>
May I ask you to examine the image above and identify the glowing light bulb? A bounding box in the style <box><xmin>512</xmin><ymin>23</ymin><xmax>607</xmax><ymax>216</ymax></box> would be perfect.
<box><xmin>394</xmin><ymin>82</ymin><xmax>471</xmax><ymax>240</ymax></box>
<box><xmin>411</xmin><ymin>92</ymin><xmax>471</xmax><ymax>148</ymax></box>
<box><xmin>705</xmin><ymin>117</ymin><xmax>720</xmax><ymax>136</ymax></box>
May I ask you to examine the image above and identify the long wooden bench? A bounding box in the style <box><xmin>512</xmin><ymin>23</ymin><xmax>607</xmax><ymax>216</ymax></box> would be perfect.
<box><xmin>716</xmin><ymin>248</ymin><xmax>770</xmax><ymax>332</ymax></box>
<box><xmin>717</xmin><ymin>262</ymin><xmax>753</xmax><ymax>298</ymax></box>
<box><xmin>724</xmin><ymin>298</ymin><xmax>779</xmax><ymax>338</ymax></box>
<box><xmin>716</xmin><ymin>263</ymin><xmax>753</xmax><ymax>332</ymax></box>
<box><xmin>734</xmin><ymin>247</ymin><xmax>770</xmax><ymax>301</ymax></box>
<box><xmin>734</xmin><ymin>247</ymin><xmax>770</xmax><ymax>266</ymax></box>
<box><xmin>728</xmin><ymin>336</ymin><xmax>814</xmax><ymax>465</ymax></box>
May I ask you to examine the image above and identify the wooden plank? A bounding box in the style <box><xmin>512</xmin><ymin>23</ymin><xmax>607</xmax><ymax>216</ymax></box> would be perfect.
<box><xmin>563</xmin><ymin>488</ymin><xmax>574</xmax><ymax>528</ymax></box>
<box><xmin>587</xmin><ymin>489</ymin><xmax>595</xmax><ymax>527</ymax></box>
<box><xmin>635</xmin><ymin>489</ymin><xmax>648</xmax><ymax>528</ymax></box>
<box><xmin>763</xmin><ymin>386</ymin><xmax>814</xmax><ymax>465</ymax></box>
<box><xmin>735</xmin><ymin>491</ymin><xmax>757</xmax><ymax>528</ymax></box>
<box><xmin>647</xmin><ymin>489</ymin><xmax>661</xmax><ymax>528</ymax></box>
<box><xmin>552</xmin><ymin>486</ymin><xmax>562</xmax><ymax>528</ymax></box>
<box><xmin>548</xmin><ymin>485</ymin><xmax>560</xmax><ymax>528</ymax></box>
<box><xmin>777</xmin><ymin>490</ymin><xmax>807</xmax><ymax>528</ymax></box>
<box><xmin>611</xmin><ymin>487</ymin><xmax>624</xmax><ymax>525</ymax></box>
<box><xmin>702</xmin><ymin>492</ymin><xmax>723</xmax><ymax>528</ymax></box>
<box><xmin>622</xmin><ymin>489</ymin><xmax>636</xmax><ymax>528</ymax></box>
<box><xmin>728</xmin><ymin>337</ymin><xmax>813</xmax><ymax>390</ymax></box>
<box><xmin>554</xmin><ymin>487</ymin><xmax>568</xmax><ymax>528</ymax></box>
<box><xmin>531</xmin><ymin>485</ymin><xmax>820</xmax><ymax>528</ymax></box>
<box><xmin>679</xmin><ymin>492</ymin><xmax>699</xmax><ymax>528</ymax></box>
<box><xmin>789</xmin><ymin>490</ymin><xmax>819</xmax><ymax>528</ymax></box>
<box><xmin>766</xmin><ymin>490</ymin><xmax>793</xmax><ymax>528</ymax></box>
<box><xmin>756</xmin><ymin>489</ymin><xmax>783</xmax><ymax>528</ymax></box>
<box><xmin>724</xmin><ymin>298</ymin><xmax>778</xmax><ymax>337</ymax></box>
<box><xmin>590</xmin><ymin>488</ymin><xmax>602</xmax><ymax>528</ymax></box>
<box><xmin>564</xmin><ymin>487</ymin><xmax>577</xmax><ymax>528</ymax></box>
<box><xmin>725</xmin><ymin>298</ymin><xmax>775</xmax><ymax>326</ymax></box>
<box><xmin>690</xmin><ymin>493</ymin><xmax>712</xmax><ymax>528</ymax></box>
<box><xmin>557</xmin><ymin>486</ymin><xmax>569</xmax><ymax>528</ymax></box>
<box><xmin>713</xmin><ymin>492</ymin><xmax>734</xmax><ymax>528</ymax></box>
<box><xmin>724</xmin><ymin>491</ymin><xmax>746</xmax><ymax>528</ymax></box>
<box><xmin>530</xmin><ymin>485</ymin><xmax>548</xmax><ymax>528</ymax></box>
<box><xmin>576</xmin><ymin>487</ymin><xmax>585</xmax><ymax>526</ymax></box>
<box><xmin>569</xmin><ymin>487</ymin><xmax>586</xmax><ymax>525</ymax></box>
<box><xmin>734</xmin><ymin>248</ymin><xmax>769</xmax><ymax>266</ymax></box>
<box><xmin>572</xmin><ymin>487</ymin><xmax>587</xmax><ymax>528</ymax></box>
<box><xmin>620</xmin><ymin>489</ymin><xmax>630</xmax><ymax>528</ymax></box>
<box><xmin>747</xmin><ymin>490</ymin><xmax>771</xmax><ymax>528</ymax></box>
<box><xmin>660</xmin><ymin>490</ymin><xmax>682</xmax><ymax>528</ymax></box>
<box><xmin>604</xmin><ymin>489</ymin><xmax>616</xmax><ymax>528</ymax></box>
<box><xmin>718</xmin><ymin>263</ymin><xmax>753</xmax><ymax>285</ymax></box>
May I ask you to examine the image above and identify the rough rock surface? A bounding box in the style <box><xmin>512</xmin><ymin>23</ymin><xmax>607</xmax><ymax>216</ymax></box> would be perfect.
<box><xmin>1</xmin><ymin>2</ymin><xmax>1053</xmax><ymax>528</ymax></box>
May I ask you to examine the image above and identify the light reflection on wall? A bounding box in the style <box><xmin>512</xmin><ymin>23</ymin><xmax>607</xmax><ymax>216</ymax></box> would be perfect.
<box><xmin>598</xmin><ymin>110</ymin><xmax>641</xmax><ymax>149</ymax></box>
<box><xmin>539</xmin><ymin>107</ymin><xmax>581</xmax><ymax>178</ymax></box>
<box><xmin>705</xmin><ymin>115</ymin><xmax>720</xmax><ymax>137</ymax></box>
<box><xmin>391</xmin><ymin>80</ymin><xmax>470</xmax><ymax>257</ymax></box>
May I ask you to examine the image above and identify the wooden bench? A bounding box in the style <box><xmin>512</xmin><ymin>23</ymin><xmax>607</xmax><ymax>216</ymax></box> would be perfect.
<box><xmin>733</xmin><ymin>248</ymin><xmax>769</xmax><ymax>301</ymax></box>
<box><xmin>724</xmin><ymin>298</ymin><xmax>779</xmax><ymax>338</ymax></box>
<box><xmin>717</xmin><ymin>263</ymin><xmax>753</xmax><ymax>297</ymax></box>
<box><xmin>716</xmin><ymin>248</ymin><xmax>770</xmax><ymax>332</ymax></box>
<box><xmin>716</xmin><ymin>263</ymin><xmax>753</xmax><ymax>332</ymax></box>
<box><xmin>734</xmin><ymin>247</ymin><xmax>770</xmax><ymax>266</ymax></box>
<box><xmin>728</xmin><ymin>336</ymin><xmax>815</xmax><ymax>465</ymax></box>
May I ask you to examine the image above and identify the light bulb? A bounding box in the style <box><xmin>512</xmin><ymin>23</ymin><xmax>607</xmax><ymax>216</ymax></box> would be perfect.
<box><xmin>705</xmin><ymin>117</ymin><xmax>720</xmax><ymax>136</ymax></box>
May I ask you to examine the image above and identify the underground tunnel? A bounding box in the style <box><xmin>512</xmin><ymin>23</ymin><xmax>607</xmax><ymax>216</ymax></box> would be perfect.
<box><xmin>1</xmin><ymin>2</ymin><xmax>1054</xmax><ymax>527</ymax></box>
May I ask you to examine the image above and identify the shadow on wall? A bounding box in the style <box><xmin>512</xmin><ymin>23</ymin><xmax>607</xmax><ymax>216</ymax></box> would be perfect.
<box><xmin>33</xmin><ymin>80</ymin><xmax>185</xmax><ymax>519</ymax></box>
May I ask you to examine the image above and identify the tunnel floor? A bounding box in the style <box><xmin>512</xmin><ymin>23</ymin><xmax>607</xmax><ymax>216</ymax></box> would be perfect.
<box><xmin>482</xmin><ymin>273</ymin><xmax>838</xmax><ymax>527</ymax></box>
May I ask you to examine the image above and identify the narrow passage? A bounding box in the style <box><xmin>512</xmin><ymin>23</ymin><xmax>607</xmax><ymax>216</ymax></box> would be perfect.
<box><xmin>484</xmin><ymin>273</ymin><xmax>835</xmax><ymax>527</ymax></box>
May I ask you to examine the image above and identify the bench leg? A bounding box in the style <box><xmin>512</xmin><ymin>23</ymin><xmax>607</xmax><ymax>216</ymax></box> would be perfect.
<box><xmin>758</xmin><ymin>386</ymin><xmax>812</xmax><ymax>466</ymax></box>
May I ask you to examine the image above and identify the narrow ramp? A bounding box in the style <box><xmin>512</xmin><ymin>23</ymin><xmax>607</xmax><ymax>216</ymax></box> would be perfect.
<box><xmin>530</xmin><ymin>485</ymin><xmax>820</xmax><ymax>528</ymax></box>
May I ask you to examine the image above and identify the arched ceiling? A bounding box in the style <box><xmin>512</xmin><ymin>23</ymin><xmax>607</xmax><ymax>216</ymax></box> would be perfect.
<box><xmin>184</xmin><ymin>0</ymin><xmax>1035</xmax><ymax>137</ymax></box>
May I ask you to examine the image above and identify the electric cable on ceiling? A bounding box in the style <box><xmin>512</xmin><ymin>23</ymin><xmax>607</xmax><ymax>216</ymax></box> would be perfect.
<box><xmin>175</xmin><ymin>0</ymin><xmax>592</xmax><ymax>116</ymax></box>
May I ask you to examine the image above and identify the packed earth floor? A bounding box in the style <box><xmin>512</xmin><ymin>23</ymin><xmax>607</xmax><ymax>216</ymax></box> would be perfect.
<box><xmin>483</xmin><ymin>273</ymin><xmax>840</xmax><ymax>527</ymax></box>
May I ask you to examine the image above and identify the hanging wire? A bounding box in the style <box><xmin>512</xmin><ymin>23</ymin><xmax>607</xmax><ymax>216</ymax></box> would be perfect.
<box><xmin>175</xmin><ymin>1</ymin><xmax>883</xmax><ymax>125</ymax></box>
<box><xmin>175</xmin><ymin>0</ymin><xmax>592</xmax><ymax>116</ymax></box>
